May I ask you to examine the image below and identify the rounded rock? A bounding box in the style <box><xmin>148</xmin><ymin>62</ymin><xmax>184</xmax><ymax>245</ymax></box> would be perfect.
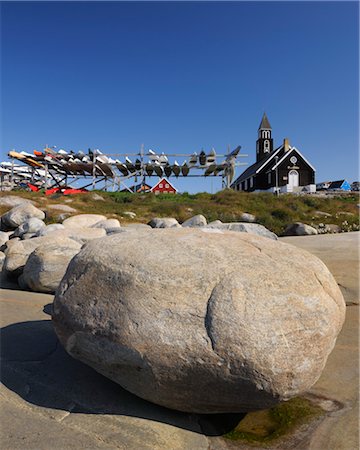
<box><xmin>52</xmin><ymin>229</ymin><xmax>345</xmax><ymax>414</ymax></box>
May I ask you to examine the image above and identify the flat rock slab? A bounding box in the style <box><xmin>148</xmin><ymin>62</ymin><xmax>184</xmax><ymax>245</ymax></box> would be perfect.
<box><xmin>280</xmin><ymin>232</ymin><xmax>359</xmax><ymax>305</ymax></box>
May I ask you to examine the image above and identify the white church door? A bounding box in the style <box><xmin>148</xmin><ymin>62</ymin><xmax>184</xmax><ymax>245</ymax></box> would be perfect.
<box><xmin>288</xmin><ymin>170</ymin><xmax>299</xmax><ymax>189</ymax></box>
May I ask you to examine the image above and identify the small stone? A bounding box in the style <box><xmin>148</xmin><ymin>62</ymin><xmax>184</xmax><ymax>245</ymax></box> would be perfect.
<box><xmin>123</xmin><ymin>212</ymin><xmax>136</xmax><ymax>219</ymax></box>
<box><xmin>47</xmin><ymin>204</ymin><xmax>77</xmax><ymax>213</ymax></box>
<box><xmin>240</xmin><ymin>213</ymin><xmax>256</xmax><ymax>223</ymax></box>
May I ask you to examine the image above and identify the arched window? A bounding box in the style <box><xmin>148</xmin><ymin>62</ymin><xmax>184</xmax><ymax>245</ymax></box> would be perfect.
<box><xmin>264</xmin><ymin>140</ymin><xmax>270</xmax><ymax>152</ymax></box>
<box><xmin>262</xmin><ymin>130</ymin><xmax>270</xmax><ymax>139</ymax></box>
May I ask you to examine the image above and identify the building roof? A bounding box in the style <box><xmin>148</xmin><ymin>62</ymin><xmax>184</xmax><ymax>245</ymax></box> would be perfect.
<box><xmin>258</xmin><ymin>112</ymin><xmax>271</xmax><ymax>130</ymax></box>
<box><xmin>231</xmin><ymin>145</ymin><xmax>283</xmax><ymax>185</ymax></box>
<box><xmin>328</xmin><ymin>180</ymin><xmax>347</xmax><ymax>189</ymax></box>
<box><xmin>151</xmin><ymin>177</ymin><xmax>177</xmax><ymax>192</ymax></box>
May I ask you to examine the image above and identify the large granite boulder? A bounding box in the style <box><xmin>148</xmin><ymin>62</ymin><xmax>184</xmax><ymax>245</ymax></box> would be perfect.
<box><xmin>1</xmin><ymin>204</ymin><xmax>45</xmax><ymax>230</ymax></box>
<box><xmin>21</xmin><ymin>238</ymin><xmax>82</xmax><ymax>293</ymax></box>
<box><xmin>52</xmin><ymin>228</ymin><xmax>345</xmax><ymax>414</ymax></box>
<box><xmin>283</xmin><ymin>223</ymin><xmax>318</xmax><ymax>236</ymax></box>
<box><xmin>63</xmin><ymin>214</ymin><xmax>107</xmax><ymax>228</ymax></box>
<box><xmin>38</xmin><ymin>226</ymin><xmax>106</xmax><ymax>243</ymax></box>
<box><xmin>182</xmin><ymin>215</ymin><xmax>207</xmax><ymax>228</ymax></box>
<box><xmin>148</xmin><ymin>218</ymin><xmax>181</xmax><ymax>228</ymax></box>
<box><xmin>13</xmin><ymin>218</ymin><xmax>46</xmax><ymax>238</ymax></box>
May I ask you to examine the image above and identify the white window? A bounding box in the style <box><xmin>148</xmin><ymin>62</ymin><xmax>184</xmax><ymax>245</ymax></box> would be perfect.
<box><xmin>264</xmin><ymin>140</ymin><xmax>269</xmax><ymax>152</ymax></box>
<box><xmin>268</xmin><ymin>172</ymin><xmax>271</xmax><ymax>184</ymax></box>
<box><xmin>262</xmin><ymin>130</ymin><xmax>270</xmax><ymax>139</ymax></box>
<box><xmin>165</xmin><ymin>183</ymin><xmax>169</xmax><ymax>188</ymax></box>
<box><xmin>159</xmin><ymin>183</ymin><xmax>163</xmax><ymax>188</ymax></box>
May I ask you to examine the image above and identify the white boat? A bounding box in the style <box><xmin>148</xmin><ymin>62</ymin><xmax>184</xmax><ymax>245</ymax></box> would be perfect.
<box><xmin>159</xmin><ymin>152</ymin><xmax>168</xmax><ymax>166</ymax></box>
<box><xmin>206</xmin><ymin>148</ymin><xmax>216</xmax><ymax>165</ymax></box>
<box><xmin>189</xmin><ymin>152</ymin><xmax>197</xmax><ymax>166</ymax></box>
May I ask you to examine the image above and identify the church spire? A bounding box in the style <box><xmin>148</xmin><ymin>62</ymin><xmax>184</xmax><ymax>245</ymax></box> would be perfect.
<box><xmin>258</xmin><ymin>112</ymin><xmax>271</xmax><ymax>130</ymax></box>
<box><xmin>256</xmin><ymin>113</ymin><xmax>273</xmax><ymax>162</ymax></box>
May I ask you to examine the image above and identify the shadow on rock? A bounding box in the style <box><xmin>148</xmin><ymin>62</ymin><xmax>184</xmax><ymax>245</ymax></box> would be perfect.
<box><xmin>0</xmin><ymin>319</ymin><xmax>245</xmax><ymax>436</ymax></box>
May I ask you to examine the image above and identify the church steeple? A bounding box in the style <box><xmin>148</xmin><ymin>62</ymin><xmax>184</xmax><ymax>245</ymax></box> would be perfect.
<box><xmin>256</xmin><ymin>113</ymin><xmax>273</xmax><ymax>162</ymax></box>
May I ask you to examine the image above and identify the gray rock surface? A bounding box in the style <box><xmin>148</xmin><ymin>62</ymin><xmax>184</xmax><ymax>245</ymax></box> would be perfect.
<box><xmin>91</xmin><ymin>219</ymin><xmax>121</xmax><ymax>231</ymax></box>
<box><xmin>239</xmin><ymin>213</ymin><xmax>256</xmax><ymax>223</ymax></box>
<box><xmin>13</xmin><ymin>218</ymin><xmax>45</xmax><ymax>238</ymax></box>
<box><xmin>21</xmin><ymin>238</ymin><xmax>82</xmax><ymax>293</ymax></box>
<box><xmin>21</xmin><ymin>233</ymin><xmax>38</xmax><ymax>240</ymax></box>
<box><xmin>206</xmin><ymin>222</ymin><xmax>277</xmax><ymax>240</ymax></box>
<box><xmin>182</xmin><ymin>215</ymin><xmax>207</xmax><ymax>227</ymax></box>
<box><xmin>0</xmin><ymin>231</ymin><xmax>9</xmax><ymax>247</ymax></box>
<box><xmin>37</xmin><ymin>224</ymin><xmax>65</xmax><ymax>236</ymax></box>
<box><xmin>284</xmin><ymin>222</ymin><xmax>318</xmax><ymax>236</ymax></box>
<box><xmin>1</xmin><ymin>204</ymin><xmax>45</xmax><ymax>230</ymax></box>
<box><xmin>47</xmin><ymin>204</ymin><xmax>77</xmax><ymax>213</ymax></box>
<box><xmin>314</xmin><ymin>211</ymin><xmax>332</xmax><ymax>218</ymax></box>
<box><xmin>0</xmin><ymin>195</ymin><xmax>33</xmax><ymax>208</ymax></box>
<box><xmin>4</xmin><ymin>236</ymin><xmax>63</xmax><ymax>276</ymax></box>
<box><xmin>63</xmin><ymin>214</ymin><xmax>107</xmax><ymax>228</ymax></box>
<box><xmin>148</xmin><ymin>217</ymin><xmax>181</xmax><ymax>228</ymax></box>
<box><xmin>0</xmin><ymin>251</ymin><xmax>5</xmax><ymax>271</ymax></box>
<box><xmin>124</xmin><ymin>223</ymin><xmax>152</xmax><ymax>230</ymax></box>
<box><xmin>53</xmin><ymin>228</ymin><xmax>345</xmax><ymax>414</ymax></box>
<box><xmin>90</xmin><ymin>193</ymin><xmax>105</xmax><ymax>201</ymax></box>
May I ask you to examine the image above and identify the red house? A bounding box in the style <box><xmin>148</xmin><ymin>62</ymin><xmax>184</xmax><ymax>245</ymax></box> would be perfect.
<box><xmin>151</xmin><ymin>178</ymin><xmax>177</xmax><ymax>195</ymax></box>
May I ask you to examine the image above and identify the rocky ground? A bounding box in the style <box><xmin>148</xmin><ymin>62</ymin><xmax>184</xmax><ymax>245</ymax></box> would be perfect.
<box><xmin>0</xmin><ymin>231</ymin><xmax>358</xmax><ymax>449</ymax></box>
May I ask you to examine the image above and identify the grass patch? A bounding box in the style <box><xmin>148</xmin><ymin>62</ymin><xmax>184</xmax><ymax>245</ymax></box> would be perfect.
<box><xmin>0</xmin><ymin>190</ymin><xmax>358</xmax><ymax>234</ymax></box>
<box><xmin>223</xmin><ymin>397</ymin><xmax>323</xmax><ymax>444</ymax></box>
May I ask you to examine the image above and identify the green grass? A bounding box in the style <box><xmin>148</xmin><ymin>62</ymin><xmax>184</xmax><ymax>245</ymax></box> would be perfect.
<box><xmin>223</xmin><ymin>397</ymin><xmax>324</xmax><ymax>444</ymax></box>
<box><xmin>0</xmin><ymin>190</ymin><xmax>358</xmax><ymax>235</ymax></box>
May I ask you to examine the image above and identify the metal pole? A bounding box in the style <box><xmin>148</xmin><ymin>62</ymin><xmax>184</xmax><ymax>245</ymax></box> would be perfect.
<box><xmin>92</xmin><ymin>150</ymin><xmax>96</xmax><ymax>191</ymax></box>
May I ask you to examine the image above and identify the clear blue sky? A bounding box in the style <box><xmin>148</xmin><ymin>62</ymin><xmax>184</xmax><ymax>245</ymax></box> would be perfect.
<box><xmin>1</xmin><ymin>1</ymin><xmax>358</xmax><ymax>192</ymax></box>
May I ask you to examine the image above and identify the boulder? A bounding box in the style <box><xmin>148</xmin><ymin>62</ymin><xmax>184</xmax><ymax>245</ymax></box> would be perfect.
<box><xmin>1</xmin><ymin>204</ymin><xmax>45</xmax><ymax>230</ymax></box>
<box><xmin>2</xmin><ymin>237</ymin><xmax>20</xmax><ymax>255</ymax></box>
<box><xmin>283</xmin><ymin>223</ymin><xmax>318</xmax><ymax>236</ymax></box>
<box><xmin>47</xmin><ymin>204</ymin><xmax>77</xmax><ymax>213</ymax></box>
<box><xmin>21</xmin><ymin>238</ymin><xmax>82</xmax><ymax>293</ymax></box>
<box><xmin>3</xmin><ymin>236</ymin><xmax>61</xmax><ymax>276</ymax></box>
<box><xmin>63</xmin><ymin>214</ymin><xmax>107</xmax><ymax>228</ymax></box>
<box><xmin>0</xmin><ymin>231</ymin><xmax>9</xmax><ymax>247</ymax></box>
<box><xmin>91</xmin><ymin>219</ymin><xmax>121</xmax><ymax>231</ymax></box>
<box><xmin>39</xmin><ymin>227</ymin><xmax>106</xmax><ymax>243</ymax></box>
<box><xmin>52</xmin><ymin>228</ymin><xmax>345</xmax><ymax>414</ymax></box>
<box><xmin>37</xmin><ymin>224</ymin><xmax>65</xmax><ymax>237</ymax></box>
<box><xmin>182</xmin><ymin>215</ymin><xmax>207</xmax><ymax>228</ymax></box>
<box><xmin>13</xmin><ymin>218</ymin><xmax>45</xmax><ymax>238</ymax></box>
<box><xmin>0</xmin><ymin>195</ymin><xmax>33</xmax><ymax>208</ymax></box>
<box><xmin>206</xmin><ymin>222</ymin><xmax>277</xmax><ymax>240</ymax></box>
<box><xmin>148</xmin><ymin>217</ymin><xmax>181</xmax><ymax>228</ymax></box>
<box><xmin>239</xmin><ymin>213</ymin><xmax>256</xmax><ymax>223</ymax></box>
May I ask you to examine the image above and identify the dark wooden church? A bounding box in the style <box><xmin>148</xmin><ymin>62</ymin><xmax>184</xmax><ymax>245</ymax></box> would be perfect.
<box><xmin>231</xmin><ymin>114</ymin><xmax>316</xmax><ymax>193</ymax></box>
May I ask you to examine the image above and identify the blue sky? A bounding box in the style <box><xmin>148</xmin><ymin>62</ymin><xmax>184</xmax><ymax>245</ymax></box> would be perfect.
<box><xmin>1</xmin><ymin>1</ymin><xmax>358</xmax><ymax>192</ymax></box>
